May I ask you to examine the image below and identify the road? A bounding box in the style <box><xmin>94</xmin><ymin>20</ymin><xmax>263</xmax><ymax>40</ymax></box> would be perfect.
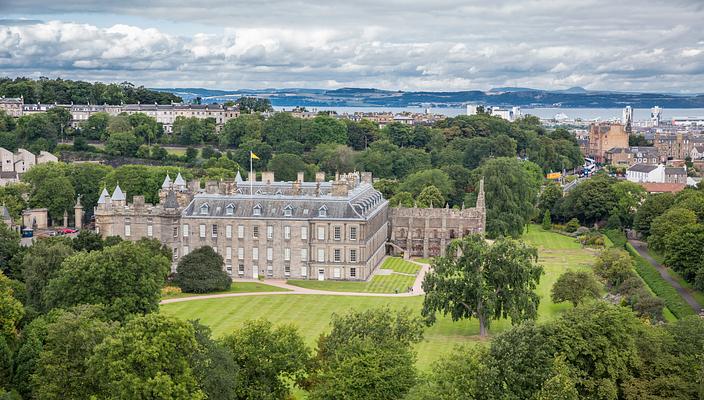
<box><xmin>628</xmin><ymin>239</ymin><xmax>702</xmax><ymax>312</ymax></box>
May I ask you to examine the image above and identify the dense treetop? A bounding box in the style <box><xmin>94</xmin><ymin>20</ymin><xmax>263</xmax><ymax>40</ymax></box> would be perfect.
<box><xmin>0</xmin><ymin>77</ymin><xmax>181</xmax><ymax>105</ymax></box>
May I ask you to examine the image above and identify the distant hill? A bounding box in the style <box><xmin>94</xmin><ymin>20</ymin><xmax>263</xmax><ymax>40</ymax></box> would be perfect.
<box><xmin>151</xmin><ymin>87</ymin><xmax>704</xmax><ymax>108</ymax></box>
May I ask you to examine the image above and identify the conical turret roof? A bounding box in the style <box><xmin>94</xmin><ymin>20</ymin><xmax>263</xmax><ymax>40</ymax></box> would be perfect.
<box><xmin>162</xmin><ymin>174</ymin><xmax>172</xmax><ymax>188</ymax></box>
<box><xmin>174</xmin><ymin>172</ymin><xmax>186</xmax><ymax>187</ymax></box>
<box><xmin>111</xmin><ymin>184</ymin><xmax>126</xmax><ymax>201</ymax></box>
<box><xmin>97</xmin><ymin>188</ymin><xmax>109</xmax><ymax>204</ymax></box>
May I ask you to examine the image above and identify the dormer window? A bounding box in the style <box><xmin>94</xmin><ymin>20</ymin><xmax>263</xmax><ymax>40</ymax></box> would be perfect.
<box><xmin>225</xmin><ymin>203</ymin><xmax>235</xmax><ymax>216</ymax></box>
<box><xmin>319</xmin><ymin>205</ymin><xmax>328</xmax><ymax>217</ymax></box>
<box><xmin>253</xmin><ymin>204</ymin><xmax>262</xmax><ymax>216</ymax></box>
<box><xmin>283</xmin><ymin>204</ymin><xmax>293</xmax><ymax>217</ymax></box>
<box><xmin>200</xmin><ymin>203</ymin><xmax>209</xmax><ymax>215</ymax></box>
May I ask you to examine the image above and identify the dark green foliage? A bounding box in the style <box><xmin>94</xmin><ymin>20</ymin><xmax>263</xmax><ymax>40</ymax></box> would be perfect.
<box><xmin>43</xmin><ymin>241</ymin><xmax>170</xmax><ymax>321</ymax></box>
<box><xmin>564</xmin><ymin>218</ymin><xmax>580</xmax><ymax>233</ymax></box>
<box><xmin>416</xmin><ymin>185</ymin><xmax>444</xmax><ymax>208</ymax></box>
<box><xmin>189</xmin><ymin>321</ymin><xmax>239</xmax><ymax>400</ymax></box>
<box><xmin>551</xmin><ymin>271</ymin><xmax>601</xmax><ymax>306</ymax></box>
<box><xmin>175</xmin><ymin>246</ymin><xmax>230</xmax><ymax>293</ymax></box>
<box><xmin>0</xmin><ymin>271</ymin><xmax>23</xmax><ymax>343</ymax></box>
<box><xmin>663</xmin><ymin>223</ymin><xmax>704</xmax><ymax>287</ymax></box>
<box><xmin>267</xmin><ymin>153</ymin><xmax>311</xmax><ymax>182</ymax></box>
<box><xmin>422</xmin><ymin>234</ymin><xmax>543</xmax><ymax>336</ymax></box>
<box><xmin>32</xmin><ymin>305</ymin><xmax>115</xmax><ymax>399</ymax></box>
<box><xmin>389</xmin><ymin>191</ymin><xmax>414</xmax><ymax>207</ymax></box>
<box><xmin>538</xmin><ymin>182</ymin><xmax>562</xmax><ymax>218</ymax></box>
<box><xmin>557</xmin><ymin>174</ymin><xmax>618</xmax><ymax>225</ymax></box>
<box><xmin>0</xmin><ymin>224</ymin><xmax>20</xmax><ymax>278</ymax></box>
<box><xmin>235</xmin><ymin>96</ymin><xmax>273</xmax><ymax>113</ymax></box>
<box><xmin>71</xmin><ymin>230</ymin><xmax>104</xmax><ymax>252</ymax></box>
<box><xmin>407</xmin><ymin>346</ymin><xmax>487</xmax><ymax>400</ymax></box>
<box><xmin>542</xmin><ymin>210</ymin><xmax>551</xmax><ymax>230</ymax></box>
<box><xmin>11</xmin><ymin>316</ymin><xmax>48</xmax><ymax>398</ymax></box>
<box><xmin>0</xmin><ymin>78</ymin><xmax>180</xmax><ymax>104</ymax></box>
<box><xmin>308</xmin><ymin>307</ymin><xmax>423</xmax><ymax>400</ymax></box>
<box><xmin>478</xmin><ymin>158</ymin><xmax>540</xmax><ymax>238</ymax></box>
<box><xmin>594</xmin><ymin>248</ymin><xmax>635</xmax><ymax>288</ymax></box>
<box><xmin>21</xmin><ymin>237</ymin><xmax>74</xmax><ymax>312</ymax></box>
<box><xmin>223</xmin><ymin>319</ymin><xmax>309</xmax><ymax>400</ymax></box>
<box><xmin>88</xmin><ymin>313</ymin><xmax>204</xmax><ymax>399</ymax></box>
<box><xmin>20</xmin><ymin>163</ymin><xmax>75</xmax><ymax>224</ymax></box>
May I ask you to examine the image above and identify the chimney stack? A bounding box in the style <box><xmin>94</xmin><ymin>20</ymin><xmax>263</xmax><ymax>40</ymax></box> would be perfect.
<box><xmin>261</xmin><ymin>171</ymin><xmax>275</xmax><ymax>184</ymax></box>
<box><xmin>315</xmin><ymin>172</ymin><xmax>325</xmax><ymax>183</ymax></box>
<box><xmin>361</xmin><ymin>172</ymin><xmax>372</xmax><ymax>184</ymax></box>
<box><xmin>297</xmin><ymin>171</ymin><xmax>305</xmax><ymax>183</ymax></box>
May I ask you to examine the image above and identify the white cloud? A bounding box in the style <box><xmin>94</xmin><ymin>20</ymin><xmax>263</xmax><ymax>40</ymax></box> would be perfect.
<box><xmin>0</xmin><ymin>0</ymin><xmax>703</xmax><ymax>91</ymax></box>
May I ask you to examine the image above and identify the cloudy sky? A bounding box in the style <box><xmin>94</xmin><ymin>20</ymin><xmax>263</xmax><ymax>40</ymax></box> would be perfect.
<box><xmin>1</xmin><ymin>0</ymin><xmax>703</xmax><ymax>92</ymax></box>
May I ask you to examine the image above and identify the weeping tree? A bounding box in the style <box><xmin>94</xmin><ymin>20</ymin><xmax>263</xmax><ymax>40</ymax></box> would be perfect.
<box><xmin>421</xmin><ymin>234</ymin><xmax>543</xmax><ymax>337</ymax></box>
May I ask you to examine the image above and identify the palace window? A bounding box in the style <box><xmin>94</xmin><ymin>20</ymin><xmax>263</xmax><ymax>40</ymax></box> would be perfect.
<box><xmin>284</xmin><ymin>226</ymin><xmax>291</xmax><ymax>240</ymax></box>
<box><xmin>318</xmin><ymin>205</ymin><xmax>327</xmax><ymax>217</ymax></box>
<box><xmin>301</xmin><ymin>266</ymin><xmax>308</xmax><ymax>276</ymax></box>
<box><xmin>349</xmin><ymin>226</ymin><xmax>357</xmax><ymax>240</ymax></box>
<box><xmin>125</xmin><ymin>224</ymin><xmax>131</xmax><ymax>237</ymax></box>
<box><xmin>212</xmin><ymin>225</ymin><xmax>218</xmax><ymax>238</ymax></box>
<box><xmin>147</xmin><ymin>225</ymin><xmax>153</xmax><ymax>237</ymax></box>
<box><xmin>253</xmin><ymin>226</ymin><xmax>259</xmax><ymax>239</ymax></box>
<box><xmin>199</xmin><ymin>224</ymin><xmax>206</xmax><ymax>238</ymax></box>
<box><xmin>253</xmin><ymin>247</ymin><xmax>259</xmax><ymax>260</ymax></box>
<box><xmin>253</xmin><ymin>204</ymin><xmax>262</xmax><ymax>216</ymax></box>
<box><xmin>238</xmin><ymin>263</ymin><xmax>245</xmax><ymax>275</ymax></box>
<box><xmin>226</xmin><ymin>225</ymin><xmax>232</xmax><ymax>239</ymax></box>
<box><xmin>350</xmin><ymin>249</ymin><xmax>357</xmax><ymax>262</ymax></box>
<box><xmin>283</xmin><ymin>204</ymin><xmax>293</xmax><ymax>217</ymax></box>
<box><xmin>200</xmin><ymin>203</ymin><xmax>209</xmax><ymax>215</ymax></box>
<box><xmin>238</xmin><ymin>248</ymin><xmax>244</xmax><ymax>260</ymax></box>
<box><xmin>225</xmin><ymin>203</ymin><xmax>235</xmax><ymax>216</ymax></box>
<box><xmin>267</xmin><ymin>226</ymin><xmax>273</xmax><ymax>239</ymax></box>
<box><xmin>267</xmin><ymin>247</ymin><xmax>273</xmax><ymax>261</ymax></box>
<box><xmin>182</xmin><ymin>224</ymin><xmax>189</xmax><ymax>237</ymax></box>
<box><xmin>334</xmin><ymin>249</ymin><xmax>341</xmax><ymax>262</ymax></box>
<box><xmin>333</xmin><ymin>268</ymin><xmax>341</xmax><ymax>278</ymax></box>
<box><xmin>300</xmin><ymin>248</ymin><xmax>308</xmax><ymax>261</ymax></box>
<box><xmin>238</xmin><ymin>225</ymin><xmax>244</xmax><ymax>238</ymax></box>
<box><xmin>173</xmin><ymin>226</ymin><xmax>178</xmax><ymax>237</ymax></box>
<box><xmin>226</xmin><ymin>247</ymin><xmax>232</xmax><ymax>260</ymax></box>
<box><xmin>301</xmin><ymin>226</ymin><xmax>308</xmax><ymax>240</ymax></box>
<box><xmin>350</xmin><ymin>268</ymin><xmax>356</xmax><ymax>278</ymax></box>
<box><xmin>183</xmin><ymin>246</ymin><xmax>189</xmax><ymax>256</ymax></box>
<box><xmin>267</xmin><ymin>265</ymin><xmax>273</xmax><ymax>276</ymax></box>
<box><xmin>334</xmin><ymin>226</ymin><xmax>341</xmax><ymax>240</ymax></box>
<box><xmin>317</xmin><ymin>226</ymin><xmax>325</xmax><ymax>240</ymax></box>
<box><xmin>284</xmin><ymin>248</ymin><xmax>291</xmax><ymax>261</ymax></box>
<box><xmin>284</xmin><ymin>265</ymin><xmax>291</xmax><ymax>276</ymax></box>
<box><xmin>317</xmin><ymin>248</ymin><xmax>325</xmax><ymax>262</ymax></box>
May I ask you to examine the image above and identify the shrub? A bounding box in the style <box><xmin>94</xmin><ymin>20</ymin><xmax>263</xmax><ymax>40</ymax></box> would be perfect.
<box><xmin>578</xmin><ymin>231</ymin><xmax>605</xmax><ymax>248</ymax></box>
<box><xmin>542</xmin><ymin>210</ymin><xmax>551</xmax><ymax>231</ymax></box>
<box><xmin>594</xmin><ymin>248</ymin><xmax>634</xmax><ymax>288</ymax></box>
<box><xmin>565</xmin><ymin>218</ymin><xmax>580</xmax><ymax>233</ymax></box>
<box><xmin>551</xmin><ymin>271</ymin><xmax>602</xmax><ymax>306</ymax></box>
<box><xmin>174</xmin><ymin>246</ymin><xmax>230</xmax><ymax>293</ymax></box>
<box><xmin>161</xmin><ymin>286</ymin><xmax>182</xmax><ymax>297</ymax></box>
<box><xmin>615</xmin><ymin>274</ymin><xmax>645</xmax><ymax>296</ymax></box>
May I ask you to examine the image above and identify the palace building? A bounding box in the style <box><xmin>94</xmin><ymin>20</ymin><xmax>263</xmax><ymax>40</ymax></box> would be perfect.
<box><xmin>95</xmin><ymin>171</ymin><xmax>485</xmax><ymax>281</ymax></box>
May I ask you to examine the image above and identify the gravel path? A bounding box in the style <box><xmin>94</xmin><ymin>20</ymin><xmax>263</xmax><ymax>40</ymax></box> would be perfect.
<box><xmin>628</xmin><ymin>239</ymin><xmax>702</xmax><ymax>312</ymax></box>
<box><xmin>161</xmin><ymin>260</ymin><xmax>431</xmax><ymax>305</ymax></box>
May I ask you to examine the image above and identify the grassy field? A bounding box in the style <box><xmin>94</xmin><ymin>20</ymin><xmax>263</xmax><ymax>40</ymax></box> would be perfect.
<box><xmin>288</xmin><ymin>272</ymin><xmax>415</xmax><ymax>294</ymax></box>
<box><xmin>384</xmin><ymin>257</ymin><xmax>422</xmax><ymax>274</ymax></box>
<box><xmin>161</xmin><ymin>225</ymin><xmax>598</xmax><ymax>369</ymax></box>
<box><xmin>162</xmin><ymin>282</ymin><xmax>289</xmax><ymax>299</ymax></box>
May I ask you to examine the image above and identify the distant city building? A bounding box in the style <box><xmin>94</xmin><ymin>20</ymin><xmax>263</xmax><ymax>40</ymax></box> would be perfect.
<box><xmin>95</xmin><ymin>171</ymin><xmax>486</xmax><ymax>281</ymax></box>
<box><xmin>650</xmin><ymin>106</ymin><xmax>662</xmax><ymax>127</ymax></box>
<box><xmin>0</xmin><ymin>97</ymin><xmax>23</xmax><ymax>117</ymax></box>
<box><xmin>626</xmin><ymin>163</ymin><xmax>687</xmax><ymax>184</ymax></box>
<box><xmin>586</xmin><ymin>123</ymin><xmax>629</xmax><ymax>163</ymax></box>
<box><xmin>466</xmin><ymin>104</ymin><xmax>521</xmax><ymax>122</ymax></box>
<box><xmin>622</xmin><ymin>106</ymin><xmax>633</xmax><ymax>133</ymax></box>
<box><xmin>0</xmin><ymin>148</ymin><xmax>58</xmax><ymax>186</ymax></box>
<box><xmin>604</xmin><ymin>146</ymin><xmax>661</xmax><ymax>167</ymax></box>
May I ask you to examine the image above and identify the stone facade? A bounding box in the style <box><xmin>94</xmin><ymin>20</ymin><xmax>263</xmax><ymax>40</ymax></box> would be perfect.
<box><xmin>587</xmin><ymin>123</ymin><xmax>629</xmax><ymax>163</ymax></box>
<box><xmin>95</xmin><ymin>171</ymin><xmax>486</xmax><ymax>281</ymax></box>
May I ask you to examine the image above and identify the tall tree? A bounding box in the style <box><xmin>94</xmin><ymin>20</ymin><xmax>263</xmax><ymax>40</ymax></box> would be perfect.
<box><xmin>89</xmin><ymin>314</ymin><xmax>205</xmax><ymax>399</ymax></box>
<box><xmin>43</xmin><ymin>241</ymin><xmax>170</xmax><ymax>321</ymax></box>
<box><xmin>478</xmin><ymin>157</ymin><xmax>540</xmax><ymax>237</ymax></box>
<box><xmin>0</xmin><ymin>271</ymin><xmax>23</xmax><ymax>343</ymax></box>
<box><xmin>551</xmin><ymin>271</ymin><xmax>601</xmax><ymax>306</ymax></box>
<box><xmin>21</xmin><ymin>237</ymin><xmax>74</xmax><ymax>312</ymax></box>
<box><xmin>422</xmin><ymin>234</ymin><xmax>543</xmax><ymax>337</ymax></box>
<box><xmin>308</xmin><ymin>307</ymin><xmax>424</xmax><ymax>400</ymax></box>
<box><xmin>223</xmin><ymin>319</ymin><xmax>309</xmax><ymax>400</ymax></box>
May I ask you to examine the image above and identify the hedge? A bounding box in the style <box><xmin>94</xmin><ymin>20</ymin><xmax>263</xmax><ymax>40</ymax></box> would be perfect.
<box><xmin>625</xmin><ymin>243</ymin><xmax>695</xmax><ymax>319</ymax></box>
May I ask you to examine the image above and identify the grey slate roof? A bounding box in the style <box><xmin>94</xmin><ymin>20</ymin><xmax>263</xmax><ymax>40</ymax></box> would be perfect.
<box><xmin>111</xmin><ymin>184</ymin><xmax>126</xmax><ymax>201</ymax></box>
<box><xmin>665</xmin><ymin>167</ymin><xmax>686</xmax><ymax>175</ymax></box>
<box><xmin>628</xmin><ymin>164</ymin><xmax>658</xmax><ymax>173</ymax></box>
<box><xmin>1</xmin><ymin>206</ymin><xmax>11</xmax><ymax>220</ymax></box>
<box><xmin>182</xmin><ymin>183</ymin><xmax>385</xmax><ymax>220</ymax></box>
<box><xmin>97</xmin><ymin>188</ymin><xmax>109</xmax><ymax>204</ymax></box>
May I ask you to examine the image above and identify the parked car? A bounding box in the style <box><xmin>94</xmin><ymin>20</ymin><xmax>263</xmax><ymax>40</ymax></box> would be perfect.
<box><xmin>61</xmin><ymin>228</ymin><xmax>78</xmax><ymax>234</ymax></box>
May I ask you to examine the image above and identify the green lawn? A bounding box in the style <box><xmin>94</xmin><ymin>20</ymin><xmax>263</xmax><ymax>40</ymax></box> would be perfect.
<box><xmin>162</xmin><ymin>282</ymin><xmax>289</xmax><ymax>299</ymax></box>
<box><xmin>414</xmin><ymin>257</ymin><xmax>434</xmax><ymax>265</ymax></box>
<box><xmin>162</xmin><ymin>225</ymin><xmax>599</xmax><ymax>370</ymax></box>
<box><xmin>287</xmin><ymin>273</ymin><xmax>415</xmax><ymax>294</ymax></box>
<box><xmin>383</xmin><ymin>257</ymin><xmax>421</xmax><ymax>274</ymax></box>
<box><xmin>164</xmin><ymin>147</ymin><xmax>187</xmax><ymax>156</ymax></box>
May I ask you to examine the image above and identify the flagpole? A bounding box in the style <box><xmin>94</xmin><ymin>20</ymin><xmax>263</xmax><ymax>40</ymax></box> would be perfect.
<box><xmin>250</xmin><ymin>151</ymin><xmax>253</xmax><ymax>196</ymax></box>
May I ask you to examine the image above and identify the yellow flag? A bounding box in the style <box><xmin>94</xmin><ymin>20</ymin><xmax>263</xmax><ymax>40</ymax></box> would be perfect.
<box><xmin>250</xmin><ymin>151</ymin><xmax>260</xmax><ymax>160</ymax></box>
